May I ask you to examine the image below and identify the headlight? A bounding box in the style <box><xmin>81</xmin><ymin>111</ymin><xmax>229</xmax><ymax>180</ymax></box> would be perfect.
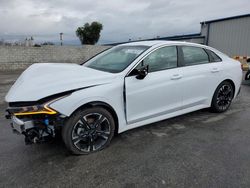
<box><xmin>10</xmin><ymin>100</ymin><xmax>57</xmax><ymax>116</ymax></box>
<box><xmin>13</xmin><ymin>102</ymin><xmax>57</xmax><ymax>116</ymax></box>
<box><xmin>7</xmin><ymin>94</ymin><xmax>70</xmax><ymax>116</ymax></box>
<box><xmin>8</xmin><ymin>95</ymin><xmax>69</xmax><ymax>116</ymax></box>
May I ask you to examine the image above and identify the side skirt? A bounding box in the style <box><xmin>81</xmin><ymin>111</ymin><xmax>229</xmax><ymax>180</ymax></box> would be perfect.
<box><xmin>118</xmin><ymin>104</ymin><xmax>208</xmax><ymax>133</ymax></box>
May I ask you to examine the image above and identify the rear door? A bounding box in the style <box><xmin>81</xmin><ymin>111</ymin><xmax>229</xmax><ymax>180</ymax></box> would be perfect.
<box><xmin>125</xmin><ymin>46</ymin><xmax>183</xmax><ymax>124</ymax></box>
<box><xmin>179</xmin><ymin>46</ymin><xmax>223</xmax><ymax>109</ymax></box>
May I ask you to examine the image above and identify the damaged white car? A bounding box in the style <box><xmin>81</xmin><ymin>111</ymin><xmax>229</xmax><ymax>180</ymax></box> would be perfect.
<box><xmin>5</xmin><ymin>41</ymin><xmax>242</xmax><ymax>154</ymax></box>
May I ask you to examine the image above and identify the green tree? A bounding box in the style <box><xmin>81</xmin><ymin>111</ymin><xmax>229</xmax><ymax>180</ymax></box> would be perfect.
<box><xmin>76</xmin><ymin>22</ymin><xmax>103</xmax><ymax>45</ymax></box>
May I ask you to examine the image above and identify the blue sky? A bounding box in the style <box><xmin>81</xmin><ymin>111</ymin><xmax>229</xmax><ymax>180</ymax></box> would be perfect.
<box><xmin>0</xmin><ymin>0</ymin><xmax>249</xmax><ymax>45</ymax></box>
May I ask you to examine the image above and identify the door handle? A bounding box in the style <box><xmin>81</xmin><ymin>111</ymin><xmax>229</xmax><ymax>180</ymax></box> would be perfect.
<box><xmin>171</xmin><ymin>74</ymin><xmax>182</xmax><ymax>80</ymax></box>
<box><xmin>211</xmin><ymin>68</ymin><xmax>220</xmax><ymax>73</ymax></box>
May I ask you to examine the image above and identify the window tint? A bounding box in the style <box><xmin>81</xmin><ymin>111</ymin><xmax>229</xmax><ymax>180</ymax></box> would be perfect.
<box><xmin>138</xmin><ymin>46</ymin><xmax>177</xmax><ymax>72</ymax></box>
<box><xmin>209</xmin><ymin>50</ymin><xmax>222</xmax><ymax>62</ymax></box>
<box><xmin>182</xmin><ymin>46</ymin><xmax>209</xmax><ymax>66</ymax></box>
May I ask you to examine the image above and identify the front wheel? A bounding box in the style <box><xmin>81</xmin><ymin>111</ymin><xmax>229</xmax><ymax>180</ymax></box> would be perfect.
<box><xmin>210</xmin><ymin>81</ymin><xmax>234</xmax><ymax>113</ymax></box>
<box><xmin>62</xmin><ymin>107</ymin><xmax>115</xmax><ymax>155</ymax></box>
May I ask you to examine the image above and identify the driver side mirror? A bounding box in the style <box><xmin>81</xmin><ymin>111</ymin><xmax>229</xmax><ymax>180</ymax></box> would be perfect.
<box><xmin>136</xmin><ymin>65</ymin><xmax>149</xmax><ymax>80</ymax></box>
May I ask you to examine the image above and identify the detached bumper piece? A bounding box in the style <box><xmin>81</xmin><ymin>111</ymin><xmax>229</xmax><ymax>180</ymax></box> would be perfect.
<box><xmin>6</xmin><ymin>110</ymin><xmax>65</xmax><ymax>145</ymax></box>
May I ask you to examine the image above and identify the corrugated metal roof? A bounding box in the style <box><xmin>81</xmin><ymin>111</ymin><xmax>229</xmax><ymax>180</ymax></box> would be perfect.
<box><xmin>103</xmin><ymin>33</ymin><xmax>204</xmax><ymax>46</ymax></box>
<box><xmin>201</xmin><ymin>14</ymin><xmax>250</xmax><ymax>24</ymax></box>
<box><xmin>151</xmin><ymin>33</ymin><xmax>203</xmax><ymax>40</ymax></box>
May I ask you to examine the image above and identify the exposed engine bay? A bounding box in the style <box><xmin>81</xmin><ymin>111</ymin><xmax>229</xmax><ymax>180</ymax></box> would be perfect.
<box><xmin>6</xmin><ymin>110</ymin><xmax>65</xmax><ymax>144</ymax></box>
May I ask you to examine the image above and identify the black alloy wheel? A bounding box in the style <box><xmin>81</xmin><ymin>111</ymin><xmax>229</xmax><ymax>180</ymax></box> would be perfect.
<box><xmin>211</xmin><ymin>81</ymin><xmax>234</xmax><ymax>113</ymax></box>
<box><xmin>62</xmin><ymin>107</ymin><xmax>115</xmax><ymax>155</ymax></box>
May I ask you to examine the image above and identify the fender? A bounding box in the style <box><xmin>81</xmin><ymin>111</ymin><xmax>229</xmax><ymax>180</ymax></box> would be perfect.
<box><xmin>50</xmin><ymin>82</ymin><xmax>127</xmax><ymax>133</ymax></box>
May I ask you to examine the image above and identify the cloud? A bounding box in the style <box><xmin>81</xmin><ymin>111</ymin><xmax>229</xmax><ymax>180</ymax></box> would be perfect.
<box><xmin>0</xmin><ymin>0</ymin><xmax>249</xmax><ymax>44</ymax></box>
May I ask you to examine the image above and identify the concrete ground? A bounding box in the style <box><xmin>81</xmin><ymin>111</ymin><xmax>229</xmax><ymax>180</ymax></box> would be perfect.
<box><xmin>1</xmin><ymin>71</ymin><xmax>250</xmax><ymax>188</ymax></box>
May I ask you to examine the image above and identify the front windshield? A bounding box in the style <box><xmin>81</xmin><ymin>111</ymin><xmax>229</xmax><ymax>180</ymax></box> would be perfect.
<box><xmin>84</xmin><ymin>45</ymin><xmax>149</xmax><ymax>73</ymax></box>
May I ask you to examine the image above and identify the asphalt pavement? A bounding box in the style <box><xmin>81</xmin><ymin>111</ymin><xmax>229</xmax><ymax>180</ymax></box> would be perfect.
<box><xmin>1</xmin><ymin>71</ymin><xmax>250</xmax><ymax>188</ymax></box>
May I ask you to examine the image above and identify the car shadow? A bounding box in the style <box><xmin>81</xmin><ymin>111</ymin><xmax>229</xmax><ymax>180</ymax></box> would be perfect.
<box><xmin>242</xmin><ymin>80</ymin><xmax>250</xmax><ymax>86</ymax></box>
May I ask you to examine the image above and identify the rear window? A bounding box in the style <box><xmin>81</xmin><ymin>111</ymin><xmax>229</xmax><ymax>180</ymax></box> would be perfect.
<box><xmin>207</xmin><ymin>50</ymin><xmax>222</xmax><ymax>62</ymax></box>
<box><xmin>182</xmin><ymin>46</ymin><xmax>209</xmax><ymax>66</ymax></box>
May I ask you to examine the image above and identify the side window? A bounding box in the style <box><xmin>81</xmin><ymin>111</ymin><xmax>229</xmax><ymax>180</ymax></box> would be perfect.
<box><xmin>182</xmin><ymin>46</ymin><xmax>209</xmax><ymax>66</ymax></box>
<box><xmin>208</xmin><ymin>50</ymin><xmax>222</xmax><ymax>62</ymax></box>
<box><xmin>138</xmin><ymin>46</ymin><xmax>177</xmax><ymax>72</ymax></box>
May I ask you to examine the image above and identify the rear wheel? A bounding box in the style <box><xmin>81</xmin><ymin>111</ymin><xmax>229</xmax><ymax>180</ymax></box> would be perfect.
<box><xmin>62</xmin><ymin>107</ymin><xmax>115</xmax><ymax>155</ymax></box>
<box><xmin>211</xmin><ymin>81</ymin><xmax>234</xmax><ymax>113</ymax></box>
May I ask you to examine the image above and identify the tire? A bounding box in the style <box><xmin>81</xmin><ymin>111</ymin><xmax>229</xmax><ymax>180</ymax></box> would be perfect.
<box><xmin>210</xmin><ymin>81</ymin><xmax>234</xmax><ymax>113</ymax></box>
<box><xmin>245</xmin><ymin>71</ymin><xmax>250</xmax><ymax>80</ymax></box>
<box><xmin>62</xmin><ymin>106</ymin><xmax>115</xmax><ymax>155</ymax></box>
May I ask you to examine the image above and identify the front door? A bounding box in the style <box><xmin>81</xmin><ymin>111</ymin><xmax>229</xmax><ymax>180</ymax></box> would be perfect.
<box><xmin>125</xmin><ymin>46</ymin><xmax>182</xmax><ymax>124</ymax></box>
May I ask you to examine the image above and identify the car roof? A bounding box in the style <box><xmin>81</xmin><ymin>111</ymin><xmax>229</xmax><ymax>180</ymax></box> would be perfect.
<box><xmin>120</xmin><ymin>40</ymin><xmax>173</xmax><ymax>47</ymax></box>
<box><xmin>119</xmin><ymin>40</ymin><xmax>228</xmax><ymax>58</ymax></box>
<box><xmin>120</xmin><ymin>40</ymin><xmax>206</xmax><ymax>48</ymax></box>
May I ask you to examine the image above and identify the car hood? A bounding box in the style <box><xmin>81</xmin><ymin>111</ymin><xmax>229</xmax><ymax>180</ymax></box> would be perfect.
<box><xmin>5</xmin><ymin>63</ymin><xmax>117</xmax><ymax>102</ymax></box>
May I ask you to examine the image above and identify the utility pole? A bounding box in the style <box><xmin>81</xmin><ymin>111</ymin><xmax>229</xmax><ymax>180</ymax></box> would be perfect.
<box><xmin>59</xmin><ymin>33</ymin><xmax>63</xmax><ymax>46</ymax></box>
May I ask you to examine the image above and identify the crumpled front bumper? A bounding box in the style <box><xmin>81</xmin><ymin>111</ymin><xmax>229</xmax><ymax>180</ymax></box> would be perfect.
<box><xmin>5</xmin><ymin>109</ymin><xmax>65</xmax><ymax>144</ymax></box>
<box><xmin>10</xmin><ymin>115</ymin><xmax>34</xmax><ymax>134</ymax></box>
<box><xmin>6</xmin><ymin>110</ymin><xmax>36</xmax><ymax>135</ymax></box>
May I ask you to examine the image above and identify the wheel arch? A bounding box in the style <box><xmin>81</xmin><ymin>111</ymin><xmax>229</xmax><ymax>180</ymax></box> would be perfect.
<box><xmin>223</xmin><ymin>79</ymin><xmax>236</xmax><ymax>97</ymax></box>
<box><xmin>212</xmin><ymin>79</ymin><xmax>236</xmax><ymax>105</ymax></box>
<box><xmin>71</xmin><ymin>101</ymin><xmax>119</xmax><ymax>135</ymax></box>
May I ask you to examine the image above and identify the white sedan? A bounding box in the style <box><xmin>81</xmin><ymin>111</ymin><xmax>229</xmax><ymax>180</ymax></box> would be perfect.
<box><xmin>5</xmin><ymin>41</ymin><xmax>242</xmax><ymax>154</ymax></box>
